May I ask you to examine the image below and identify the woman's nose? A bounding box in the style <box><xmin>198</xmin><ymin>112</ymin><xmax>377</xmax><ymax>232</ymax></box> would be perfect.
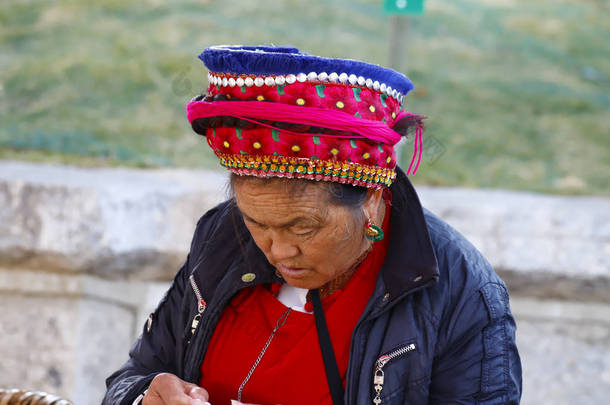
<box><xmin>269</xmin><ymin>235</ymin><xmax>299</xmax><ymax>262</ymax></box>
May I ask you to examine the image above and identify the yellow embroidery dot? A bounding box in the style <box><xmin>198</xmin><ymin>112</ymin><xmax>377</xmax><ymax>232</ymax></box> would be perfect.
<box><xmin>226</xmin><ymin>94</ymin><xmax>231</xmax><ymax>99</ymax></box>
<box><xmin>223</xmin><ymin>141</ymin><xmax>230</xmax><ymax>148</ymax></box>
<box><xmin>369</xmin><ymin>105</ymin><xmax>376</xmax><ymax>113</ymax></box>
<box><xmin>363</xmin><ymin>152</ymin><xmax>370</xmax><ymax>159</ymax></box>
<box><xmin>330</xmin><ymin>148</ymin><xmax>339</xmax><ymax>156</ymax></box>
<box><xmin>253</xmin><ymin>142</ymin><xmax>262</xmax><ymax>149</ymax></box>
<box><xmin>392</xmin><ymin>112</ymin><xmax>396</xmax><ymax>119</ymax></box>
<box><xmin>257</xmin><ymin>95</ymin><xmax>265</xmax><ymax>101</ymax></box>
<box><xmin>296</xmin><ymin>98</ymin><xmax>306</xmax><ymax>106</ymax></box>
<box><xmin>291</xmin><ymin>145</ymin><xmax>301</xmax><ymax>152</ymax></box>
<box><xmin>386</xmin><ymin>156</ymin><xmax>392</xmax><ymax>163</ymax></box>
<box><xmin>241</xmin><ymin>273</ymin><xmax>256</xmax><ymax>282</ymax></box>
<box><xmin>336</xmin><ymin>101</ymin><xmax>345</xmax><ymax>109</ymax></box>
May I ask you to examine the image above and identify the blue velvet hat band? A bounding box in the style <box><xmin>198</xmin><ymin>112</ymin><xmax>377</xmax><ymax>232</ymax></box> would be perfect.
<box><xmin>200</xmin><ymin>45</ymin><xmax>414</xmax><ymax>97</ymax></box>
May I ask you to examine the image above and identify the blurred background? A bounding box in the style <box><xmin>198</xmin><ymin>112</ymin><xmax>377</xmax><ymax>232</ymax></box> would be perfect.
<box><xmin>0</xmin><ymin>0</ymin><xmax>608</xmax><ymax>404</ymax></box>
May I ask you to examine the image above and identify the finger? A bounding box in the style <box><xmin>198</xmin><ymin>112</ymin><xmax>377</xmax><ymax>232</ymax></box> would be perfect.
<box><xmin>186</xmin><ymin>385</ymin><xmax>210</xmax><ymax>401</ymax></box>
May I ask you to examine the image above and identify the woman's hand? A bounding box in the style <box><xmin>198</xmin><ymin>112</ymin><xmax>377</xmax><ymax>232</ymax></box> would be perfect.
<box><xmin>143</xmin><ymin>373</ymin><xmax>211</xmax><ymax>405</ymax></box>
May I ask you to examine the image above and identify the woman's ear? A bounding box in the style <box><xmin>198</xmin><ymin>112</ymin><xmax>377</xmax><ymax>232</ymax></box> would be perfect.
<box><xmin>363</xmin><ymin>188</ymin><xmax>385</xmax><ymax>221</ymax></box>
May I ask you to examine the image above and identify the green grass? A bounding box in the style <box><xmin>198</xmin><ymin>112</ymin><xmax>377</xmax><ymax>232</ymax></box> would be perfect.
<box><xmin>1</xmin><ymin>0</ymin><xmax>608</xmax><ymax>195</ymax></box>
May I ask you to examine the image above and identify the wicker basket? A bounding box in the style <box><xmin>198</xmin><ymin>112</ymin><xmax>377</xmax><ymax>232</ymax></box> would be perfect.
<box><xmin>0</xmin><ymin>389</ymin><xmax>73</xmax><ymax>405</ymax></box>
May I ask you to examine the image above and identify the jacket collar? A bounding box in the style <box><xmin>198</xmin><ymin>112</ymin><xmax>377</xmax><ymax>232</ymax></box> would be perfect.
<box><xmin>380</xmin><ymin>167</ymin><xmax>439</xmax><ymax>301</ymax></box>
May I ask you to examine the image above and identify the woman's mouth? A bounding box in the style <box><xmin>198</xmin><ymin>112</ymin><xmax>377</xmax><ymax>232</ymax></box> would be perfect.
<box><xmin>277</xmin><ymin>264</ymin><xmax>308</xmax><ymax>278</ymax></box>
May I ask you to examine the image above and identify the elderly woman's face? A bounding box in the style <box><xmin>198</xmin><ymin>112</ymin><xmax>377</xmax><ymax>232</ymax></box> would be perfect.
<box><xmin>233</xmin><ymin>179</ymin><xmax>375</xmax><ymax>290</ymax></box>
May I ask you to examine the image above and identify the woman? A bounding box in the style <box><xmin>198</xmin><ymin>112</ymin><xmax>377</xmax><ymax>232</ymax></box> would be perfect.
<box><xmin>104</xmin><ymin>45</ymin><xmax>521</xmax><ymax>405</ymax></box>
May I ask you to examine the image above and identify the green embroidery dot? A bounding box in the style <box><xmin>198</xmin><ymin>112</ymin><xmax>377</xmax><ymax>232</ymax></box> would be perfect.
<box><xmin>240</xmin><ymin>86</ymin><xmax>247</xmax><ymax>93</ymax></box>
<box><xmin>235</xmin><ymin>128</ymin><xmax>243</xmax><ymax>140</ymax></box>
<box><xmin>352</xmin><ymin>87</ymin><xmax>361</xmax><ymax>102</ymax></box>
<box><xmin>350</xmin><ymin>139</ymin><xmax>357</xmax><ymax>148</ymax></box>
<box><xmin>312</xmin><ymin>136</ymin><xmax>321</xmax><ymax>145</ymax></box>
<box><xmin>273</xmin><ymin>151</ymin><xmax>279</xmax><ymax>156</ymax></box>
<box><xmin>216</xmin><ymin>85</ymin><xmax>220</xmax><ymax>91</ymax></box>
<box><xmin>240</xmin><ymin>150</ymin><xmax>247</xmax><ymax>155</ymax></box>
<box><xmin>272</xmin><ymin>129</ymin><xmax>281</xmax><ymax>142</ymax></box>
<box><xmin>277</xmin><ymin>84</ymin><xmax>285</xmax><ymax>95</ymax></box>
<box><xmin>380</xmin><ymin>94</ymin><xmax>388</xmax><ymax>107</ymax></box>
<box><xmin>354</xmin><ymin>112</ymin><xmax>362</xmax><ymax>118</ymax></box>
<box><xmin>315</xmin><ymin>84</ymin><xmax>326</xmax><ymax>98</ymax></box>
<box><xmin>212</xmin><ymin>128</ymin><xmax>216</xmax><ymax>138</ymax></box>
<box><xmin>378</xmin><ymin>144</ymin><xmax>384</xmax><ymax>153</ymax></box>
<box><xmin>311</xmin><ymin>155</ymin><xmax>319</xmax><ymax>160</ymax></box>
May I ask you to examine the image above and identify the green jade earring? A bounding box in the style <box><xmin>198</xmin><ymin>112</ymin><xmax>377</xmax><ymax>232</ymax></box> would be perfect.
<box><xmin>364</xmin><ymin>218</ymin><xmax>384</xmax><ymax>242</ymax></box>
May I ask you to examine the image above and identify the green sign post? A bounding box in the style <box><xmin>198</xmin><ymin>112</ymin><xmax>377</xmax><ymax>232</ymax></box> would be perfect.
<box><xmin>383</xmin><ymin>0</ymin><xmax>425</xmax><ymax>16</ymax></box>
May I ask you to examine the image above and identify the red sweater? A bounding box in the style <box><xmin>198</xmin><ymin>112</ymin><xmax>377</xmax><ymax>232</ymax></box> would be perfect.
<box><xmin>200</xmin><ymin>212</ymin><xmax>390</xmax><ymax>405</ymax></box>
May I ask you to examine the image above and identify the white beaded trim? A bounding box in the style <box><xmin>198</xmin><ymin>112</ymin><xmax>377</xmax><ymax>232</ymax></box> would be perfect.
<box><xmin>208</xmin><ymin>72</ymin><xmax>404</xmax><ymax>101</ymax></box>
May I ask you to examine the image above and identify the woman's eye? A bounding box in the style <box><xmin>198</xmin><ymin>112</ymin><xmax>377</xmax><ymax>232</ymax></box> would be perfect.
<box><xmin>292</xmin><ymin>227</ymin><xmax>315</xmax><ymax>237</ymax></box>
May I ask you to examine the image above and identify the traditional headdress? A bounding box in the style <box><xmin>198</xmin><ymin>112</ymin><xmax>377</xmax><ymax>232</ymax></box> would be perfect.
<box><xmin>187</xmin><ymin>45</ymin><xmax>424</xmax><ymax>189</ymax></box>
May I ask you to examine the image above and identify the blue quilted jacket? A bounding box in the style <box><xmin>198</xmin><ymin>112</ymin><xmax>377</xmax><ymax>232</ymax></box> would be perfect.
<box><xmin>104</xmin><ymin>168</ymin><xmax>522</xmax><ymax>404</ymax></box>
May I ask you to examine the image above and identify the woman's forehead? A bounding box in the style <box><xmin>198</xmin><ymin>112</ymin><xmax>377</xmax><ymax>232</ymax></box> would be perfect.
<box><xmin>233</xmin><ymin>179</ymin><xmax>329</xmax><ymax>222</ymax></box>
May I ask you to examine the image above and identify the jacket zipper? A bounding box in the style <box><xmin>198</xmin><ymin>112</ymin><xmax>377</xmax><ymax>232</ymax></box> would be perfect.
<box><xmin>188</xmin><ymin>274</ymin><xmax>207</xmax><ymax>344</ymax></box>
<box><xmin>372</xmin><ymin>343</ymin><xmax>416</xmax><ymax>405</ymax></box>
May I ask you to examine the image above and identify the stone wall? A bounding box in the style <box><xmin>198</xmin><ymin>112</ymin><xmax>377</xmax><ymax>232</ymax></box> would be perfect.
<box><xmin>0</xmin><ymin>161</ymin><xmax>608</xmax><ymax>404</ymax></box>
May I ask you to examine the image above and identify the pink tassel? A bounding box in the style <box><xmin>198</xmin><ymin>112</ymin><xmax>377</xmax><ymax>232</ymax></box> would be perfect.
<box><xmin>406</xmin><ymin>125</ymin><xmax>424</xmax><ymax>175</ymax></box>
